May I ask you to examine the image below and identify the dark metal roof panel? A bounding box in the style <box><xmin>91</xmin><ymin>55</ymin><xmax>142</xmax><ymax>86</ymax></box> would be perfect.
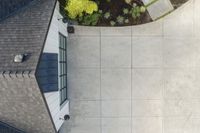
<box><xmin>0</xmin><ymin>121</ymin><xmax>26</xmax><ymax>133</ymax></box>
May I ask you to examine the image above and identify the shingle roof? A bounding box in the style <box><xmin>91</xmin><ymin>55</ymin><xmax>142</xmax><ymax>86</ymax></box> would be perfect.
<box><xmin>0</xmin><ymin>0</ymin><xmax>58</xmax><ymax>132</ymax></box>
<box><xmin>0</xmin><ymin>0</ymin><xmax>56</xmax><ymax>74</ymax></box>
<box><xmin>0</xmin><ymin>0</ymin><xmax>34</xmax><ymax>21</ymax></box>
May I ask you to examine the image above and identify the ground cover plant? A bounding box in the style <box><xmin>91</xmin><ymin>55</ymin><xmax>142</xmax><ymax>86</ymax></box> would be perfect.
<box><xmin>61</xmin><ymin>0</ymin><xmax>189</xmax><ymax>26</ymax></box>
<box><xmin>63</xmin><ymin>0</ymin><xmax>152</xmax><ymax>26</ymax></box>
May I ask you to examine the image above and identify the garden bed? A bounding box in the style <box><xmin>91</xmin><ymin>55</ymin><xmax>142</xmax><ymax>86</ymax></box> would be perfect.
<box><xmin>93</xmin><ymin>0</ymin><xmax>152</xmax><ymax>26</ymax></box>
<box><xmin>61</xmin><ymin>0</ymin><xmax>152</xmax><ymax>26</ymax></box>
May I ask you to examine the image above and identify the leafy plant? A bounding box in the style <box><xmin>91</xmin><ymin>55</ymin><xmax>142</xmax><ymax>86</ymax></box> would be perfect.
<box><xmin>140</xmin><ymin>6</ymin><xmax>146</xmax><ymax>13</ymax></box>
<box><xmin>99</xmin><ymin>10</ymin><xmax>103</xmax><ymax>14</ymax></box>
<box><xmin>125</xmin><ymin>0</ymin><xmax>132</xmax><ymax>4</ymax></box>
<box><xmin>65</xmin><ymin>0</ymin><xmax>98</xmax><ymax>19</ymax></box>
<box><xmin>130</xmin><ymin>5</ymin><xmax>146</xmax><ymax>19</ymax></box>
<box><xmin>125</xmin><ymin>19</ymin><xmax>129</xmax><ymax>23</ymax></box>
<box><xmin>132</xmin><ymin>2</ymin><xmax>137</xmax><ymax>7</ymax></box>
<box><xmin>110</xmin><ymin>21</ymin><xmax>116</xmax><ymax>26</ymax></box>
<box><xmin>116</xmin><ymin>15</ymin><xmax>124</xmax><ymax>24</ymax></box>
<box><xmin>104</xmin><ymin>12</ymin><xmax>111</xmax><ymax>19</ymax></box>
<box><xmin>80</xmin><ymin>12</ymin><xmax>101</xmax><ymax>26</ymax></box>
<box><xmin>123</xmin><ymin>8</ymin><xmax>129</xmax><ymax>15</ymax></box>
<box><xmin>106</xmin><ymin>0</ymin><xmax>111</xmax><ymax>2</ymax></box>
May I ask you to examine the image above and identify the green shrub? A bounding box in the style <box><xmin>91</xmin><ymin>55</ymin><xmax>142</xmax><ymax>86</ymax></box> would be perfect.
<box><xmin>116</xmin><ymin>15</ymin><xmax>124</xmax><ymax>24</ymax></box>
<box><xmin>130</xmin><ymin>5</ymin><xmax>146</xmax><ymax>19</ymax></box>
<box><xmin>125</xmin><ymin>19</ymin><xmax>129</xmax><ymax>23</ymax></box>
<box><xmin>140</xmin><ymin>6</ymin><xmax>146</xmax><ymax>13</ymax></box>
<box><xmin>80</xmin><ymin>12</ymin><xmax>101</xmax><ymax>26</ymax></box>
<box><xmin>104</xmin><ymin>12</ymin><xmax>111</xmax><ymax>19</ymax></box>
<box><xmin>123</xmin><ymin>8</ymin><xmax>129</xmax><ymax>14</ymax></box>
<box><xmin>110</xmin><ymin>21</ymin><xmax>116</xmax><ymax>26</ymax></box>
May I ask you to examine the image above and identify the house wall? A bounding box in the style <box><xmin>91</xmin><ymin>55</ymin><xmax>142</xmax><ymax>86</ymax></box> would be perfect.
<box><xmin>42</xmin><ymin>1</ymin><xmax>69</xmax><ymax>131</ymax></box>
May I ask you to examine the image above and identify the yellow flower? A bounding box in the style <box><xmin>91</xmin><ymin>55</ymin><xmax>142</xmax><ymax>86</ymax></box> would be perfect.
<box><xmin>85</xmin><ymin>1</ymin><xmax>98</xmax><ymax>14</ymax></box>
<box><xmin>65</xmin><ymin>0</ymin><xmax>84</xmax><ymax>19</ymax></box>
<box><xmin>65</xmin><ymin>0</ymin><xmax>98</xmax><ymax>19</ymax></box>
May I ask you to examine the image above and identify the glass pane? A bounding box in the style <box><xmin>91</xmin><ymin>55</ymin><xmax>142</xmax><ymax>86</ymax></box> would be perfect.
<box><xmin>63</xmin><ymin>63</ymin><xmax>66</xmax><ymax>74</ymax></box>
<box><xmin>60</xmin><ymin>35</ymin><xmax>62</xmax><ymax>47</ymax></box>
<box><xmin>61</xmin><ymin>76</ymin><xmax>64</xmax><ymax>88</ymax></box>
<box><xmin>63</xmin><ymin>51</ymin><xmax>65</xmax><ymax>61</ymax></box>
<box><xmin>62</xmin><ymin>88</ymin><xmax>65</xmax><ymax>101</ymax></box>
<box><xmin>64</xmin><ymin>75</ymin><xmax>67</xmax><ymax>87</ymax></box>
<box><xmin>63</xmin><ymin>76</ymin><xmax>66</xmax><ymax>86</ymax></box>
<box><xmin>61</xmin><ymin>35</ymin><xmax>63</xmax><ymax>48</ymax></box>
<box><xmin>62</xmin><ymin>50</ymin><xmax>63</xmax><ymax>61</ymax></box>
<box><xmin>63</xmin><ymin>63</ymin><xmax>65</xmax><ymax>75</ymax></box>
<box><xmin>63</xmin><ymin>88</ymin><xmax>66</xmax><ymax>100</ymax></box>
<box><xmin>59</xmin><ymin>49</ymin><xmax>61</xmax><ymax>61</ymax></box>
<box><xmin>64</xmin><ymin>38</ymin><xmax>66</xmax><ymax>49</ymax></box>
<box><xmin>63</xmin><ymin>50</ymin><xmax>65</xmax><ymax>61</ymax></box>
<box><xmin>61</xmin><ymin>36</ymin><xmax>63</xmax><ymax>48</ymax></box>
<box><xmin>59</xmin><ymin>63</ymin><xmax>62</xmax><ymax>75</ymax></box>
<box><xmin>63</xmin><ymin>37</ymin><xmax>65</xmax><ymax>49</ymax></box>
<box><xmin>60</xmin><ymin>89</ymin><xmax>63</xmax><ymax>103</ymax></box>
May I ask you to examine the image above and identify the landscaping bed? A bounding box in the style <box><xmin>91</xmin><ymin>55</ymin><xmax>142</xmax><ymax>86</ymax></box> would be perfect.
<box><xmin>97</xmin><ymin>0</ymin><xmax>152</xmax><ymax>26</ymax></box>
<box><xmin>61</xmin><ymin>0</ymin><xmax>152</xmax><ymax>26</ymax></box>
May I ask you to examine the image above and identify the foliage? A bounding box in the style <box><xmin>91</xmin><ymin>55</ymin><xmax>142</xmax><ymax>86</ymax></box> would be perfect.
<box><xmin>79</xmin><ymin>12</ymin><xmax>101</xmax><ymax>26</ymax></box>
<box><xmin>104</xmin><ymin>12</ymin><xmax>111</xmax><ymax>19</ymax></box>
<box><xmin>125</xmin><ymin>0</ymin><xmax>132</xmax><ymax>4</ymax></box>
<box><xmin>140</xmin><ymin>6</ymin><xmax>146</xmax><ymax>13</ymax></box>
<box><xmin>132</xmin><ymin>2</ymin><xmax>137</xmax><ymax>7</ymax></box>
<box><xmin>63</xmin><ymin>0</ymin><xmax>149</xmax><ymax>26</ymax></box>
<box><xmin>116</xmin><ymin>15</ymin><xmax>124</xmax><ymax>24</ymax></box>
<box><xmin>99</xmin><ymin>10</ymin><xmax>103</xmax><ymax>14</ymax></box>
<box><xmin>85</xmin><ymin>1</ymin><xmax>98</xmax><ymax>14</ymax></box>
<box><xmin>65</xmin><ymin>0</ymin><xmax>98</xmax><ymax>19</ymax></box>
<box><xmin>110</xmin><ymin>21</ymin><xmax>116</xmax><ymax>26</ymax></box>
<box><xmin>130</xmin><ymin>5</ymin><xmax>146</xmax><ymax>19</ymax></box>
<box><xmin>123</xmin><ymin>8</ymin><xmax>129</xmax><ymax>14</ymax></box>
<box><xmin>125</xmin><ymin>18</ymin><xmax>129</xmax><ymax>23</ymax></box>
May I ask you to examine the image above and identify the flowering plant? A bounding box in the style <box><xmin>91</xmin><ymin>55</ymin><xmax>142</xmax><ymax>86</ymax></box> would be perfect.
<box><xmin>65</xmin><ymin>0</ymin><xmax>98</xmax><ymax>19</ymax></box>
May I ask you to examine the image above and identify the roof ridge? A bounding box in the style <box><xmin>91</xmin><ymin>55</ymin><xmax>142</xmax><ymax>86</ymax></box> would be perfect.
<box><xmin>0</xmin><ymin>70</ymin><xmax>35</xmax><ymax>79</ymax></box>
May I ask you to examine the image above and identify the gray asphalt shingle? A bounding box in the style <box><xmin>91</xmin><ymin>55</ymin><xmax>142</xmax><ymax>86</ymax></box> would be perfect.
<box><xmin>0</xmin><ymin>0</ymin><xmax>58</xmax><ymax>132</ymax></box>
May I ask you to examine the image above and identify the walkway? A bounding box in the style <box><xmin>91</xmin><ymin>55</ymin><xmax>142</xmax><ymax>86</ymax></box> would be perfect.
<box><xmin>60</xmin><ymin>0</ymin><xmax>200</xmax><ymax>133</ymax></box>
<box><xmin>142</xmin><ymin>0</ymin><xmax>174</xmax><ymax>20</ymax></box>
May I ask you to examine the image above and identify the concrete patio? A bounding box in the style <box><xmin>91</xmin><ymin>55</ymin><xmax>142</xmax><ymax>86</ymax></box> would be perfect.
<box><xmin>60</xmin><ymin>0</ymin><xmax>200</xmax><ymax>133</ymax></box>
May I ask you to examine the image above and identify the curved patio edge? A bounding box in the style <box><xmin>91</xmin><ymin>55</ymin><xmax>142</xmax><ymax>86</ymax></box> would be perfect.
<box><xmin>70</xmin><ymin>0</ymin><xmax>195</xmax><ymax>37</ymax></box>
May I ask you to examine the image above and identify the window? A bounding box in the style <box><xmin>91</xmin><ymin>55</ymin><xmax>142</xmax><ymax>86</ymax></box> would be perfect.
<box><xmin>59</xmin><ymin>33</ymin><xmax>67</xmax><ymax>105</ymax></box>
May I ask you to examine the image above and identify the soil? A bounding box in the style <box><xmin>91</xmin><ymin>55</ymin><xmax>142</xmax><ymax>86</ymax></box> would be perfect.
<box><xmin>170</xmin><ymin>0</ymin><xmax>189</xmax><ymax>9</ymax></box>
<box><xmin>96</xmin><ymin>0</ymin><xmax>152</xmax><ymax>26</ymax></box>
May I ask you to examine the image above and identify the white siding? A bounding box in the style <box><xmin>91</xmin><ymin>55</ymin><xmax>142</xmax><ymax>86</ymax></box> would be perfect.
<box><xmin>43</xmin><ymin>1</ymin><xmax>69</xmax><ymax>131</ymax></box>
